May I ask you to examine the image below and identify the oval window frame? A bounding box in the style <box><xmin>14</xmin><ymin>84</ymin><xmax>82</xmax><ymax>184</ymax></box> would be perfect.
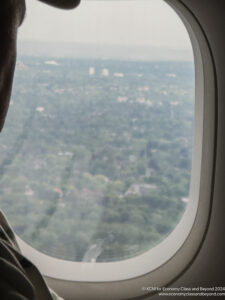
<box><xmin>16</xmin><ymin>0</ymin><xmax>216</xmax><ymax>299</ymax></box>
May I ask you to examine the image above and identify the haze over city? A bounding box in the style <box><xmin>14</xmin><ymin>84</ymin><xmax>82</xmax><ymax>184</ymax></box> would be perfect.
<box><xmin>18</xmin><ymin>0</ymin><xmax>193</xmax><ymax>60</ymax></box>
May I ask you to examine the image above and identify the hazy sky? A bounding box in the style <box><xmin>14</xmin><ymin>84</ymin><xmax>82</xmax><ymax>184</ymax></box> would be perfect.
<box><xmin>20</xmin><ymin>0</ymin><xmax>190</xmax><ymax>49</ymax></box>
<box><xmin>18</xmin><ymin>0</ymin><xmax>192</xmax><ymax>50</ymax></box>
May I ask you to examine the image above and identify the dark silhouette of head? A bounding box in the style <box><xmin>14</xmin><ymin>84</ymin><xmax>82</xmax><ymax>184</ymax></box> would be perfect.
<box><xmin>0</xmin><ymin>0</ymin><xmax>80</xmax><ymax>131</ymax></box>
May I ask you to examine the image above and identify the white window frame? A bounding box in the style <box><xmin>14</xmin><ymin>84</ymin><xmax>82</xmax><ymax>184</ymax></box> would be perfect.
<box><xmin>17</xmin><ymin>0</ymin><xmax>216</xmax><ymax>299</ymax></box>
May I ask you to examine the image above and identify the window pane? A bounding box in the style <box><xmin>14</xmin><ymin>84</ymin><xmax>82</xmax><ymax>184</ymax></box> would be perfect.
<box><xmin>0</xmin><ymin>0</ymin><xmax>194</xmax><ymax>262</ymax></box>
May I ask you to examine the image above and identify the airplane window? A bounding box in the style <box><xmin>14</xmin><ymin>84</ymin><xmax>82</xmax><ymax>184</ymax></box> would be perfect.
<box><xmin>0</xmin><ymin>0</ymin><xmax>194</xmax><ymax>263</ymax></box>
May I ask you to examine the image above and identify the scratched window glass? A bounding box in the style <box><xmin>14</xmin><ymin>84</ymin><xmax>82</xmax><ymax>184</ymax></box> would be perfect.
<box><xmin>0</xmin><ymin>0</ymin><xmax>194</xmax><ymax>261</ymax></box>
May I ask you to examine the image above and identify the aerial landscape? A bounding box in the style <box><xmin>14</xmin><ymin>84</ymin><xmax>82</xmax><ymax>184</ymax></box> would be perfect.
<box><xmin>0</xmin><ymin>55</ymin><xmax>194</xmax><ymax>262</ymax></box>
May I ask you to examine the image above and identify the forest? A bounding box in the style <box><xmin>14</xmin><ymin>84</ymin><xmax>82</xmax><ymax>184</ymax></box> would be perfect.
<box><xmin>0</xmin><ymin>56</ymin><xmax>194</xmax><ymax>262</ymax></box>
